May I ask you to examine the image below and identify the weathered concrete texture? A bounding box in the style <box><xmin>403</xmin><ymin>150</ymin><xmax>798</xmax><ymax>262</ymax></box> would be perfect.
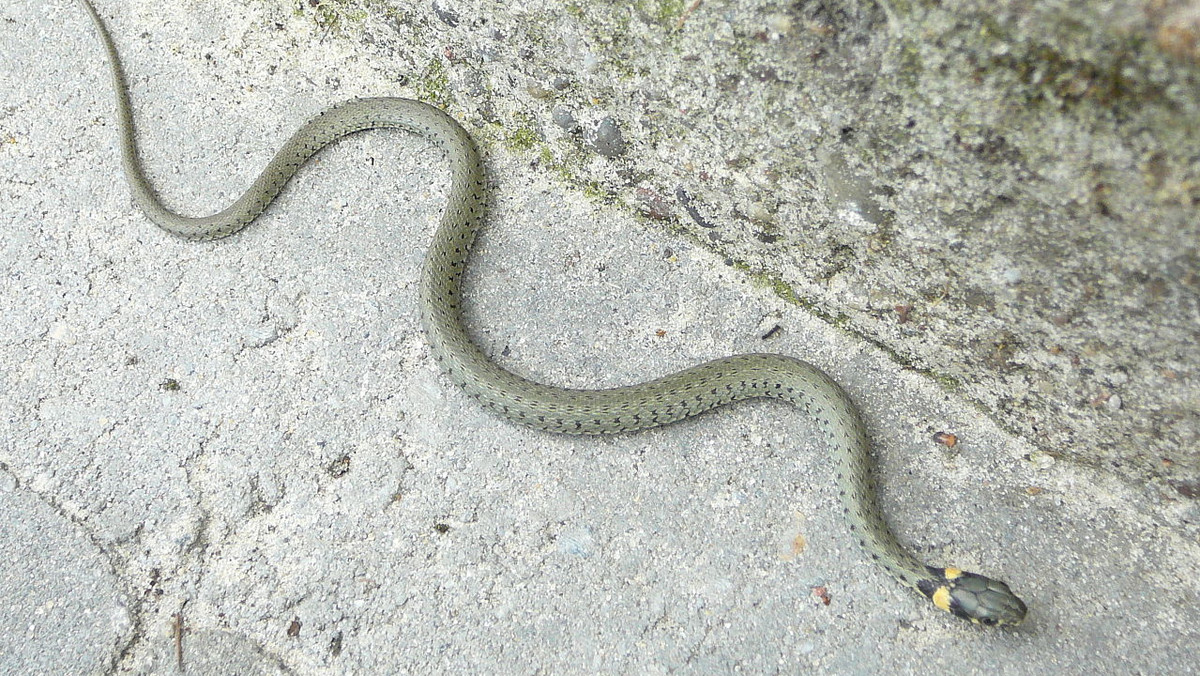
<box><xmin>4</xmin><ymin>0</ymin><xmax>1200</xmax><ymax>674</ymax></box>
<box><xmin>145</xmin><ymin>629</ymin><xmax>289</xmax><ymax>675</ymax></box>
<box><xmin>313</xmin><ymin>0</ymin><xmax>1199</xmax><ymax>490</ymax></box>
<box><xmin>0</xmin><ymin>480</ymin><xmax>131</xmax><ymax>673</ymax></box>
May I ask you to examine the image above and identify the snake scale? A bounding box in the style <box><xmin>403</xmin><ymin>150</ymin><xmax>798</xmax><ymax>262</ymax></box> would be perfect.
<box><xmin>76</xmin><ymin>0</ymin><xmax>1026</xmax><ymax>626</ymax></box>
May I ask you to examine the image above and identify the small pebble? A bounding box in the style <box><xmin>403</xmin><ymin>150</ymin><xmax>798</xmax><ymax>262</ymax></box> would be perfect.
<box><xmin>552</xmin><ymin>106</ymin><xmax>579</xmax><ymax>132</ymax></box>
<box><xmin>588</xmin><ymin>117</ymin><xmax>625</xmax><ymax>157</ymax></box>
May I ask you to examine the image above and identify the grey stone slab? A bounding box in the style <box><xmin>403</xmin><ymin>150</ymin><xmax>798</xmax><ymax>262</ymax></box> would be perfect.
<box><xmin>0</xmin><ymin>478</ymin><xmax>131</xmax><ymax>675</ymax></box>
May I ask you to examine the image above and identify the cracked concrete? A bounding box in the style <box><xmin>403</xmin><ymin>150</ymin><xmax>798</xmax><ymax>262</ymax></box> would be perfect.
<box><xmin>2</xmin><ymin>0</ymin><xmax>1198</xmax><ymax>673</ymax></box>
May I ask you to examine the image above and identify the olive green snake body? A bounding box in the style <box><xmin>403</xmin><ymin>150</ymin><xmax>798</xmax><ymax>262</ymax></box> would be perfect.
<box><xmin>76</xmin><ymin>0</ymin><xmax>1026</xmax><ymax>626</ymax></box>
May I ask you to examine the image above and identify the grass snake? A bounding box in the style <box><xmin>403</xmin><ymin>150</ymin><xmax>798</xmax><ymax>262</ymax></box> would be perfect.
<box><xmin>76</xmin><ymin>0</ymin><xmax>1026</xmax><ymax>626</ymax></box>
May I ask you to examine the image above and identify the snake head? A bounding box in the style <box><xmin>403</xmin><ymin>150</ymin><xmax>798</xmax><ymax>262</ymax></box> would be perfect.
<box><xmin>919</xmin><ymin>567</ymin><xmax>1027</xmax><ymax>627</ymax></box>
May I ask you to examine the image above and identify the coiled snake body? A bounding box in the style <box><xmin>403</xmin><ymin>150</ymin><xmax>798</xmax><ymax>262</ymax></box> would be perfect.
<box><xmin>76</xmin><ymin>0</ymin><xmax>1026</xmax><ymax>626</ymax></box>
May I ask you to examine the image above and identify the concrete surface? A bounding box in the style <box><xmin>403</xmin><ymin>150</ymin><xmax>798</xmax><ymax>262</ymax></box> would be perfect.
<box><xmin>1</xmin><ymin>0</ymin><xmax>1197</xmax><ymax>673</ymax></box>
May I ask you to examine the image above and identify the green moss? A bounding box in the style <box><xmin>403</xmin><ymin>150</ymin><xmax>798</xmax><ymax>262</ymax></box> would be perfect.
<box><xmin>548</xmin><ymin>156</ymin><xmax>576</xmax><ymax>184</ymax></box>
<box><xmin>765</xmin><ymin>276</ymin><xmax>802</xmax><ymax>306</ymax></box>
<box><xmin>305</xmin><ymin>0</ymin><xmax>373</xmax><ymax>33</ymax></box>
<box><xmin>505</xmin><ymin>127</ymin><xmax>540</xmax><ymax>152</ymax></box>
<box><xmin>933</xmin><ymin>373</ymin><xmax>963</xmax><ymax>391</ymax></box>
<box><xmin>976</xmin><ymin>14</ymin><xmax>1011</xmax><ymax>43</ymax></box>
<box><xmin>502</xmin><ymin>112</ymin><xmax>542</xmax><ymax>152</ymax></box>
<box><xmin>896</xmin><ymin>42</ymin><xmax>924</xmax><ymax>90</ymax></box>
<box><xmin>415</xmin><ymin>58</ymin><xmax>452</xmax><ymax>109</ymax></box>
<box><xmin>483</xmin><ymin>117</ymin><xmax>611</xmax><ymax>203</ymax></box>
<box><xmin>730</xmin><ymin>262</ymin><xmax>821</xmax><ymax>315</ymax></box>
<box><xmin>638</xmin><ymin>0</ymin><xmax>687</xmax><ymax>25</ymax></box>
<box><xmin>313</xmin><ymin>5</ymin><xmax>342</xmax><ymax>30</ymax></box>
<box><xmin>298</xmin><ymin>0</ymin><xmax>413</xmax><ymax>40</ymax></box>
<box><xmin>581</xmin><ymin>180</ymin><xmax>611</xmax><ymax>201</ymax></box>
<box><xmin>564</xmin><ymin>2</ymin><xmax>585</xmax><ymax>19</ymax></box>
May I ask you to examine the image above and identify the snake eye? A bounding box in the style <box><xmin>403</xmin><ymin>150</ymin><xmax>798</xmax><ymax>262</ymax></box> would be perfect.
<box><xmin>979</xmin><ymin>617</ymin><xmax>997</xmax><ymax>626</ymax></box>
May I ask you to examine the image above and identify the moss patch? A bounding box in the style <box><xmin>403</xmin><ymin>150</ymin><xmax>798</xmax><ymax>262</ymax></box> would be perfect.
<box><xmin>415</xmin><ymin>58</ymin><xmax>452</xmax><ymax>109</ymax></box>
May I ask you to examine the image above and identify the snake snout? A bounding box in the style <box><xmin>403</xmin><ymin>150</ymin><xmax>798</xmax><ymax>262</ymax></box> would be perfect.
<box><xmin>948</xmin><ymin>570</ymin><xmax>1028</xmax><ymax>627</ymax></box>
